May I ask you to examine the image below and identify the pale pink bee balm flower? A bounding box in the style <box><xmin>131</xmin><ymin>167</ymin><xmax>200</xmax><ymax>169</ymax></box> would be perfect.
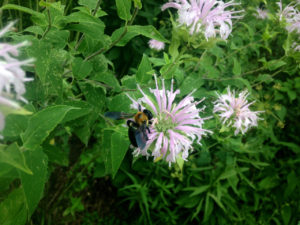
<box><xmin>277</xmin><ymin>0</ymin><xmax>300</xmax><ymax>33</ymax></box>
<box><xmin>148</xmin><ymin>39</ymin><xmax>165</xmax><ymax>51</ymax></box>
<box><xmin>213</xmin><ymin>87</ymin><xmax>263</xmax><ymax>135</ymax></box>
<box><xmin>255</xmin><ymin>8</ymin><xmax>269</xmax><ymax>19</ymax></box>
<box><xmin>126</xmin><ymin>76</ymin><xmax>211</xmax><ymax>165</ymax></box>
<box><xmin>161</xmin><ymin>0</ymin><xmax>243</xmax><ymax>40</ymax></box>
<box><xmin>0</xmin><ymin>22</ymin><xmax>34</xmax><ymax>136</ymax></box>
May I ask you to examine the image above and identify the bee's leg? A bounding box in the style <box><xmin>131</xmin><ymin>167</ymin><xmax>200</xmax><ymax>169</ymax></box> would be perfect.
<box><xmin>146</xmin><ymin>126</ymin><xmax>151</xmax><ymax>134</ymax></box>
<box><xmin>127</xmin><ymin>120</ymin><xmax>138</xmax><ymax>128</ymax></box>
<box><xmin>138</xmin><ymin>104</ymin><xmax>142</xmax><ymax>112</ymax></box>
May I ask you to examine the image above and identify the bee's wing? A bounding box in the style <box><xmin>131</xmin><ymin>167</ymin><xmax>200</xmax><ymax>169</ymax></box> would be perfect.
<box><xmin>104</xmin><ymin>112</ymin><xmax>135</xmax><ymax>120</ymax></box>
<box><xmin>135</xmin><ymin>125</ymin><xmax>148</xmax><ymax>150</ymax></box>
<box><xmin>135</xmin><ymin>131</ymin><xmax>147</xmax><ymax>150</ymax></box>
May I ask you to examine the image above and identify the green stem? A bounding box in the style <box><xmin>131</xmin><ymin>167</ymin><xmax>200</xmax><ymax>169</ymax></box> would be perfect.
<box><xmin>17</xmin><ymin>0</ymin><xmax>22</xmax><ymax>31</ymax></box>
<box><xmin>36</xmin><ymin>0</ymin><xmax>39</xmax><ymax>12</ymax></box>
<box><xmin>41</xmin><ymin>8</ymin><xmax>51</xmax><ymax>39</ymax></box>
<box><xmin>64</xmin><ymin>0</ymin><xmax>73</xmax><ymax>16</ymax></box>
<box><xmin>74</xmin><ymin>0</ymin><xmax>102</xmax><ymax>50</ymax></box>
<box><xmin>192</xmin><ymin>49</ymin><xmax>207</xmax><ymax>73</ymax></box>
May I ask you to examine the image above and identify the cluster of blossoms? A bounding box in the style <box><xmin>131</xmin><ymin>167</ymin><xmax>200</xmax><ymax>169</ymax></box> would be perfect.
<box><xmin>213</xmin><ymin>87</ymin><xmax>263</xmax><ymax>135</ymax></box>
<box><xmin>277</xmin><ymin>0</ymin><xmax>300</xmax><ymax>34</ymax></box>
<box><xmin>148</xmin><ymin>39</ymin><xmax>165</xmax><ymax>51</ymax></box>
<box><xmin>161</xmin><ymin>0</ymin><xmax>243</xmax><ymax>40</ymax></box>
<box><xmin>126</xmin><ymin>76</ymin><xmax>212</xmax><ymax>165</ymax></box>
<box><xmin>254</xmin><ymin>7</ymin><xmax>269</xmax><ymax>20</ymax></box>
<box><xmin>0</xmin><ymin>22</ymin><xmax>33</xmax><ymax>136</ymax></box>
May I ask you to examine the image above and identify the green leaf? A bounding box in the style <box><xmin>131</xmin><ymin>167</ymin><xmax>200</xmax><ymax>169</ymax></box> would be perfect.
<box><xmin>192</xmin><ymin>198</ymin><xmax>204</xmax><ymax>219</ymax></box>
<box><xmin>1</xmin><ymin>4</ymin><xmax>45</xmax><ymax>20</ymax></box>
<box><xmin>111</xmin><ymin>25</ymin><xmax>168</xmax><ymax>47</ymax></box>
<box><xmin>136</xmin><ymin>54</ymin><xmax>153</xmax><ymax>84</ymax></box>
<box><xmin>43</xmin><ymin>144</ymin><xmax>69</xmax><ymax>166</ymax></box>
<box><xmin>281</xmin><ymin>205</ymin><xmax>291</xmax><ymax>225</ymax></box>
<box><xmin>133</xmin><ymin>0</ymin><xmax>142</xmax><ymax>9</ymax></box>
<box><xmin>21</xmin><ymin>105</ymin><xmax>75</xmax><ymax>150</ymax></box>
<box><xmin>209</xmin><ymin>193</ymin><xmax>226</xmax><ymax>212</ymax></box>
<box><xmin>240</xmin><ymin>22</ymin><xmax>254</xmax><ymax>38</ymax></box>
<box><xmin>27</xmin><ymin>39</ymin><xmax>67</xmax><ymax>98</ymax></box>
<box><xmin>19</xmin><ymin>150</ymin><xmax>48</xmax><ymax>218</ymax></box>
<box><xmin>203</xmin><ymin>194</ymin><xmax>213</xmax><ymax>222</ymax></box>
<box><xmin>0</xmin><ymin>143</ymin><xmax>32</xmax><ymax>175</ymax></box>
<box><xmin>72</xmin><ymin>57</ymin><xmax>93</xmax><ymax>79</ymax></box>
<box><xmin>0</xmin><ymin>164</ymin><xmax>17</xmax><ymax>193</ymax></box>
<box><xmin>234</xmin><ymin>77</ymin><xmax>252</xmax><ymax>91</ymax></box>
<box><xmin>267</xmin><ymin>60</ymin><xmax>286</xmax><ymax>71</ymax></box>
<box><xmin>0</xmin><ymin>104</ymin><xmax>32</xmax><ymax>118</ymax></box>
<box><xmin>160</xmin><ymin>63</ymin><xmax>178</xmax><ymax>80</ymax></box>
<box><xmin>43</xmin><ymin>30</ymin><xmax>70</xmax><ymax>49</ymax></box>
<box><xmin>0</xmin><ymin>148</ymin><xmax>47</xmax><ymax>223</ymax></box>
<box><xmin>111</xmin><ymin>131</ymin><xmax>130</xmax><ymax>178</ymax></box>
<box><xmin>256</xmin><ymin>74</ymin><xmax>274</xmax><ymax>84</ymax></box>
<box><xmin>275</xmin><ymin>105</ymin><xmax>286</xmax><ymax>121</ymax></box>
<box><xmin>185</xmin><ymin>185</ymin><xmax>210</xmax><ymax>197</ymax></box>
<box><xmin>66</xmin><ymin>10</ymin><xmax>105</xmax><ymax>37</ymax></box>
<box><xmin>75</xmin><ymin>124</ymin><xmax>91</xmax><ymax>146</ymax></box>
<box><xmin>92</xmin><ymin>71</ymin><xmax>121</xmax><ymax>92</ymax></box>
<box><xmin>2</xmin><ymin>114</ymin><xmax>28</xmax><ymax>137</ymax></box>
<box><xmin>24</xmin><ymin>26</ymin><xmax>44</xmax><ymax>35</ymax></box>
<box><xmin>115</xmin><ymin>0</ymin><xmax>131</xmax><ymax>21</ymax></box>
<box><xmin>121</xmin><ymin>75</ymin><xmax>137</xmax><ymax>89</ymax></box>
<box><xmin>179</xmin><ymin>73</ymin><xmax>204</xmax><ymax>96</ymax></box>
<box><xmin>108</xmin><ymin>93</ymin><xmax>132</xmax><ymax>112</ymax></box>
<box><xmin>199</xmin><ymin>54</ymin><xmax>220</xmax><ymax>79</ymax></box>
<box><xmin>237</xmin><ymin>158</ymin><xmax>270</xmax><ymax>169</ymax></box>
<box><xmin>284</xmin><ymin>171</ymin><xmax>297</xmax><ymax>198</ymax></box>
<box><xmin>61</xmin><ymin>101</ymin><xmax>92</xmax><ymax>123</ymax></box>
<box><xmin>0</xmin><ymin>188</ymin><xmax>27</xmax><ymax>225</ymax></box>
<box><xmin>258</xmin><ymin>176</ymin><xmax>279</xmax><ymax>190</ymax></box>
<box><xmin>102</xmin><ymin>126</ymin><xmax>130</xmax><ymax>177</ymax></box>
<box><xmin>233</xmin><ymin>57</ymin><xmax>242</xmax><ymax>76</ymax></box>
<box><xmin>287</xmin><ymin>90</ymin><xmax>296</xmax><ymax>101</ymax></box>
<box><xmin>169</xmin><ymin>30</ymin><xmax>180</xmax><ymax>58</ymax></box>
<box><xmin>218</xmin><ymin>169</ymin><xmax>237</xmax><ymax>181</ymax></box>
<box><xmin>295</xmin><ymin>77</ymin><xmax>300</xmax><ymax>88</ymax></box>
<box><xmin>79</xmin><ymin>82</ymin><xmax>105</xmax><ymax>111</ymax></box>
<box><xmin>39</xmin><ymin>1</ymin><xmax>66</xmax><ymax>28</ymax></box>
<box><xmin>78</xmin><ymin>0</ymin><xmax>98</xmax><ymax>9</ymax></box>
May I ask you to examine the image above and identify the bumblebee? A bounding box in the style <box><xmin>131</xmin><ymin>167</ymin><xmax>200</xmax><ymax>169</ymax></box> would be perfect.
<box><xmin>104</xmin><ymin>105</ymin><xmax>153</xmax><ymax>150</ymax></box>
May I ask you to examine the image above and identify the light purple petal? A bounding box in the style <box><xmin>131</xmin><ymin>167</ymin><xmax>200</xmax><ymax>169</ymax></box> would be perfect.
<box><xmin>162</xmin><ymin>2</ymin><xmax>182</xmax><ymax>11</ymax></box>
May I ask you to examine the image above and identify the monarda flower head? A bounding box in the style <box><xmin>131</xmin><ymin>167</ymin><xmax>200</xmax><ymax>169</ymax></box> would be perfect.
<box><xmin>0</xmin><ymin>22</ymin><xmax>34</xmax><ymax>136</ymax></box>
<box><xmin>148</xmin><ymin>39</ymin><xmax>165</xmax><ymax>51</ymax></box>
<box><xmin>277</xmin><ymin>0</ymin><xmax>300</xmax><ymax>33</ymax></box>
<box><xmin>254</xmin><ymin>7</ymin><xmax>269</xmax><ymax>19</ymax></box>
<box><xmin>126</xmin><ymin>75</ymin><xmax>211</xmax><ymax>165</ymax></box>
<box><xmin>213</xmin><ymin>87</ymin><xmax>263</xmax><ymax>135</ymax></box>
<box><xmin>161</xmin><ymin>0</ymin><xmax>243</xmax><ymax>40</ymax></box>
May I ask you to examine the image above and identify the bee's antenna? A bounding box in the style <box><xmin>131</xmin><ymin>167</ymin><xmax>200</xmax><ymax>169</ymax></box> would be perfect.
<box><xmin>138</xmin><ymin>104</ymin><xmax>142</xmax><ymax>112</ymax></box>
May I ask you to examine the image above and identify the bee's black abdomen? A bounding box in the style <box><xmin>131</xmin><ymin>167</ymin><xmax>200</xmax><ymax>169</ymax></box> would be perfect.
<box><xmin>128</xmin><ymin>126</ymin><xmax>138</xmax><ymax>147</ymax></box>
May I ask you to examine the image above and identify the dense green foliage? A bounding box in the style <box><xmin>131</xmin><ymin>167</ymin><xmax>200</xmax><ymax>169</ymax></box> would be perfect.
<box><xmin>0</xmin><ymin>0</ymin><xmax>300</xmax><ymax>224</ymax></box>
